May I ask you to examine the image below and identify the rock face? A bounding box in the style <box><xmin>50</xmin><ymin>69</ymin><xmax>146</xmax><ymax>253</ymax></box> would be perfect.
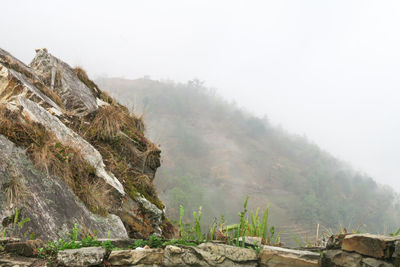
<box><xmin>0</xmin><ymin>135</ymin><xmax>127</xmax><ymax>240</ymax></box>
<box><xmin>341</xmin><ymin>234</ymin><xmax>399</xmax><ymax>259</ymax></box>
<box><xmin>30</xmin><ymin>48</ymin><xmax>98</xmax><ymax>116</ymax></box>
<box><xmin>0</xmin><ymin>48</ymin><xmax>170</xmax><ymax>241</ymax></box>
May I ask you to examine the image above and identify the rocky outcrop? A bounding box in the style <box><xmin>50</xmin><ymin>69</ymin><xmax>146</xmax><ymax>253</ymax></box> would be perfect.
<box><xmin>322</xmin><ymin>234</ymin><xmax>400</xmax><ymax>266</ymax></box>
<box><xmin>0</xmin><ymin>48</ymin><xmax>170</xmax><ymax>241</ymax></box>
<box><xmin>30</xmin><ymin>48</ymin><xmax>98</xmax><ymax>116</ymax></box>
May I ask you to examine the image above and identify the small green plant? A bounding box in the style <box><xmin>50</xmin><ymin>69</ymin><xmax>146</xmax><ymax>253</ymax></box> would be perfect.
<box><xmin>209</xmin><ymin>221</ymin><xmax>217</xmax><ymax>241</ymax></box>
<box><xmin>29</xmin><ymin>233</ymin><xmax>36</xmax><ymax>240</ymax></box>
<box><xmin>291</xmin><ymin>235</ymin><xmax>305</xmax><ymax>247</ymax></box>
<box><xmin>18</xmin><ymin>217</ymin><xmax>31</xmax><ymax>228</ymax></box>
<box><xmin>223</xmin><ymin>197</ymin><xmax>280</xmax><ymax>246</ymax></box>
<box><xmin>1</xmin><ymin>208</ymin><xmax>31</xmax><ymax>238</ymax></box>
<box><xmin>149</xmin><ymin>235</ymin><xmax>163</xmax><ymax>248</ymax></box>
<box><xmin>179</xmin><ymin>205</ymin><xmax>184</xmax><ymax>238</ymax></box>
<box><xmin>238</xmin><ymin>196</ymin><xmax>249</xmax><ymax>247</ymax></box>
<box><xmin>38</xmin><ymin>224</ymin><xmax>115</xmax><ymax>258</ymax></box>
<box><xmin>174</xmin><ymin>196</ymin><xmax>281</xmax><ymax>248</ymax></box>
<box><xmin>131</xmin><ymin>235</ymin><xmax>163</xmax><ymax>248</ymax></box>
<box><xmin>390</xmin><ymin>227</ymin><xmax>400</xmax><ymax>236</ymax></box>
<box><xmin>69</xmin><ymin>223</ymin><xmax>79</xmax><ymax>243</ymax></box>
<box><xmin>193</xmin><ymin>206</ymin><xmax>203</xmax><ymax>242</ymax></box>
<box><xmin>252</xmin><ymin>242</ymin><xmax>262</xmax><ymax>254</ymax></box>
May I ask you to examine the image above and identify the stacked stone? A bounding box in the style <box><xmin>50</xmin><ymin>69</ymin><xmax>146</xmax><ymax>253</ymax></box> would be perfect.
<box><xmin>322</xmin><ymin>233</ymin><xmax>400</xmax><ymax>267</ymax></box>
<box><xmin>1</xmin><ymin>237</ymin><xmax>323</xmax><ymax>267</ymax></box>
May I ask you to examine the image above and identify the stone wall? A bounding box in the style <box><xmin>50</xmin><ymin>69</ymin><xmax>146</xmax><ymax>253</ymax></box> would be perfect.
<box><xmin>1</xmin><ymin>234</ymin><xmax>400</xmax><ymax>266</ymax></box>
<box><xmin>322</xmin><ymin>233</ymin><xmax>400</xmax><ymax>267</ymax></box>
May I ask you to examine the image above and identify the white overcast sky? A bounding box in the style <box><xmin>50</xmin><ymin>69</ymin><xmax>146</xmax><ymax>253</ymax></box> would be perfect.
<box><xmin>2</xmin><ymin>0</ymin><xmax>400</xmax><ymax>190</ymax></box>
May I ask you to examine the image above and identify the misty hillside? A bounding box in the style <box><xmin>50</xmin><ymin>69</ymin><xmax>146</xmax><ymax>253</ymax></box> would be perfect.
<box><xmin>97</xmin><ymin>77</ymin><xmax>400</xmax><ymax>243</ymax></box>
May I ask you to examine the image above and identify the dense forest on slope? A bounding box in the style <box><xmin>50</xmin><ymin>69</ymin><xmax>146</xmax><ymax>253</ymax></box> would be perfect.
<box><xmin>97</xmin><ymin>77</ymin><xmax>400</xmax><ymax>243</ymax></box>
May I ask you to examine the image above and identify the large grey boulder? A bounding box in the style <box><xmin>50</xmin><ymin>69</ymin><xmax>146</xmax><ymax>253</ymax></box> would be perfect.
<box><xmin>57</xmin><ymin>247</ymin><xmax>106</xmax><ymax>267</ymax></box>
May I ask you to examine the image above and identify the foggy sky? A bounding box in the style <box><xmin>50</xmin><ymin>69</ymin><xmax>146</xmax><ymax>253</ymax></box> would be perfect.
<box><xmin>2</xmin><ymin>0</ymin><xmax>400</xmax><ymax>190</ymax></box>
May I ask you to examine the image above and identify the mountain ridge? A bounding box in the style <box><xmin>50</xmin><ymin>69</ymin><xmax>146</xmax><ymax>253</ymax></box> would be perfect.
<box><xmin>97</xmin><ymin>76</ymin><xmax>400</xmax><ymax>244</ymax></box>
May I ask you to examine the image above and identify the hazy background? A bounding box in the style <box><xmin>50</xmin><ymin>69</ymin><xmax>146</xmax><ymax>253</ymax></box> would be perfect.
<box><xmin>2</xmin><ymin>0</ymin><xmax>399</xmax><ymax>190</ymax></box>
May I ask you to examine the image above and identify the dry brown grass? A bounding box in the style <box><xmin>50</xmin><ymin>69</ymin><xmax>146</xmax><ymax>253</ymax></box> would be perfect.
<box><xmin>73</xmin><ymin>66</ymin><xmax>114</xmax><ymax>104</ymax></box>
<box><xmin>35</xmin><ymin>81</ymin><xmax>64</xmax><ymax>108</ymax></box>
<box><xmin>82</xmin><ymin>105</ymin><xmax>146</xmax><ymax>145</ymax></box>
<box><xmin>132</xmin><ymin>174</ymin><xmax>156</xmax><ymax>198</ymax></box>
<box><xmin>3</xmin><ymin>161</ymin><xmax>28</xmax><ymax>206</ymax></box>
<box><xmin>0</xmin><ymin>54</ymin><xmax>64</xmax><ymax>108</ymax></box>
<box><xmin>0</xmin><ymin>106</ymin><xmax>112</xmax><ymax>216</ymax></box>
<box><xmin>76</xmin><ymin>179</ymin><xmax>113</xmax><ymax>216</ymax></box>
<box><xmin>66</xmin><ymin>104</ymin><xmax>164</xmax><ymax>209</ymax></box>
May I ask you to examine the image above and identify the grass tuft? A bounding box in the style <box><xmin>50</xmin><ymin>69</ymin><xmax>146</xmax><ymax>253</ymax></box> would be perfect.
<box><xmin>73</xmin><ymin>66</ymin><xmax>115</xmax><ymax>104</ymax></box>
<box><xmin>2</xmin><ymin>161</ymin><xmax>28</xmax><ymax>206</ymax></box>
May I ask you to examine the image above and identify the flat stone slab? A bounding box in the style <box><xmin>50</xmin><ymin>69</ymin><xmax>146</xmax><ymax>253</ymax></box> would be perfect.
<box><xmin>163</xmin><ymin>243</ymin><xmax>258</xmax><ymax>267</ymax></box>
<box><xmin>322</xmin><ymin>249</ymin><xmax>363</xmax><ymax>267</ymax></box>
<box><xmin>0</xmin><ymin>252</ymin><xmax>47</xmax><ymax>267</ymax></box>
<box><xmin>108</xmin><ymin>248</ymin><xmax>163</xmax><ymax>266</ymax></box>
<box><xmin>342</xmin><ymin>234</ymin><xmax>400</xmax><ymax>259</ymax></box>
<box><xmin>0</xmin><ymin>237</ymin><xmax>21</xmax><ymax>245</ymax></box>
<box><xmin>361</xmin><ymin>257</ymin><xmax>394</xmax><ymax>267</ymax></box>
<box><xmin>4</xmin><ymin>239</ymin><xmax>44</xmax><ymax>257</ymax></box>
<box><xmin>57</xmin><ymin>247</ymin><xmax>106</xmax><ymax>267</ymax></box>
<box><xmin>259</xmin><ymin>246</ymin><xmax>319</xmax><ymax>267</ymax></box>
